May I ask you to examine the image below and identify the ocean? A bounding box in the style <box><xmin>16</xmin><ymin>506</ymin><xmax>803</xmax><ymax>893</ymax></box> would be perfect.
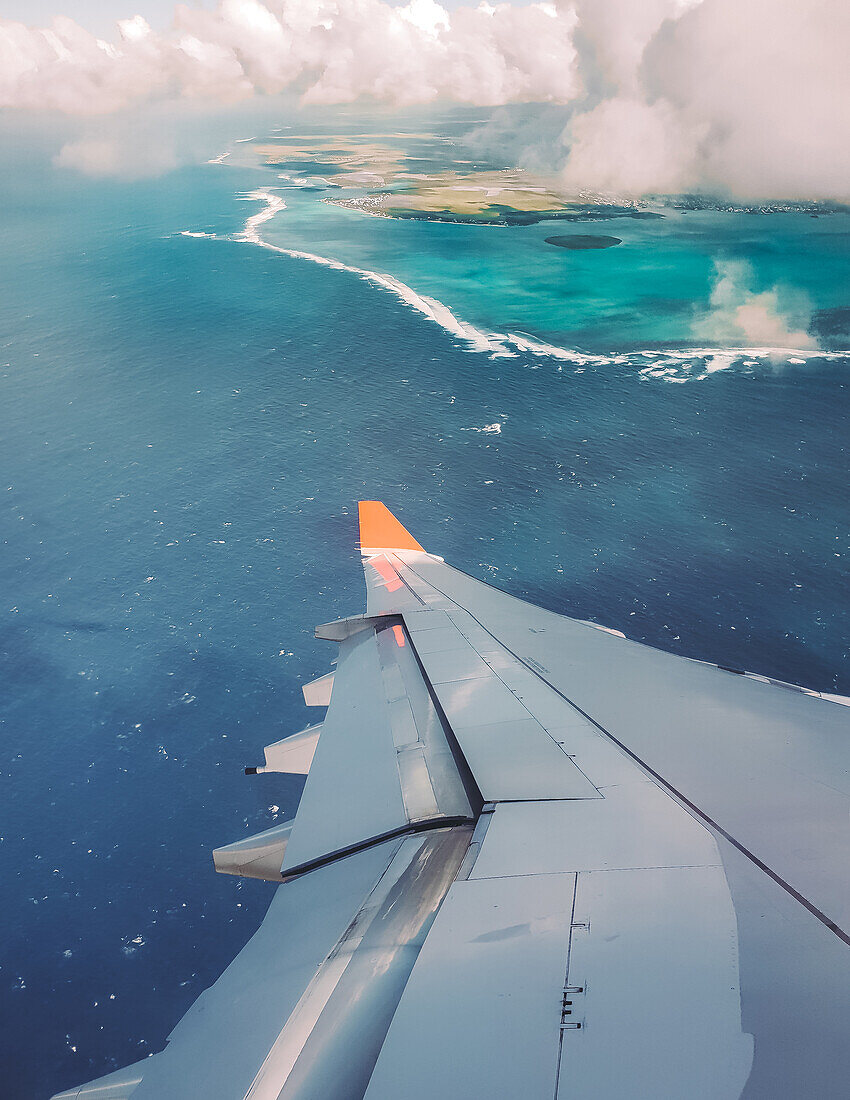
<box><xmin>2</xmin><ymin>110</ymin><xmax>848</xmax><ymax>1099</ymax></box>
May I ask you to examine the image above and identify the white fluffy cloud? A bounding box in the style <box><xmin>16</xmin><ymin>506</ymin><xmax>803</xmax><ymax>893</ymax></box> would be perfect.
<box><xmin>560</xmin><ymin>96</ymin><xmax>705</xmax><ymax>195</ymax></box>
<box><xmin>563</xmin><ymin>0</ymin><xmax>850</xmax><ymax>201</ymax></box>
<box><xmin>0</xmin><ymin>2</ymin><xmax>580</xmax><ymax>113</ymax></box>
<box><xmin>2</xmin><ymin>0</ymin><xmax>848</xmax><ymax>200</ymax></box>
<box><xmin>646</xmin><ymin>0</ymin><xmax>850</xmax><ymax>200</ymax></box>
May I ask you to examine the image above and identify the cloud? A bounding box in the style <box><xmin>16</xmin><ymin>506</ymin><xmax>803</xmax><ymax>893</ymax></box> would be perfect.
<box><xmin>570</xmin><ymin>0</ymin><xmax>699</xmax><ymax>98</ymax></box>
<box><xmin>1</xmin><ymin>0</ymin><xmax>848</xmax><ymax>200</ymax></box>
<box><xmin>560</xmin><ymin>0</ymin><xmax>850</xmax><ymax>201</ymax></box>
<box><xmin>645</xmin><ymin>0</ymin><xmax>850</xmax><ymax>201</ymax></box>
<box><xmin>560</xmin><ymin>96</ymin><xmax>705</xmax><ymax>196</ymax></box>
<box><xmin>42</xmin><ymin>96</ymin><xmax>290</xmax><ymax>179</ymax></box>
<box><xmin>54</xmin><ymin>135</ymin><xmax>178</xmax><ymax>177</ymax></box>
<box><xmin>693</xmin><ymin>259</ymin><xmax>818</xmax><ymax>350</ymax></box>
<box><xmin>0</xmin><ymin>2</ymin><xmax>581</xmax><ymax>114</ymax></box>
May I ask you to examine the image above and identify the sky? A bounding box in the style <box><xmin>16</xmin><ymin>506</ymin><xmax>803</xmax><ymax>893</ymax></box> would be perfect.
<box><xmin>2</xmin><ymin>1</ymin><xmax>188</xmax><ymax>36</ymax></box>
<box><xmin>1</xmin><ymin>0</ymin><xmax>496</xmax><ymax>35</ymax></box>
<box><xmin>1</xmin><ymin>0</ymin><xmax>848</xmax><ymax>202</ymax></box>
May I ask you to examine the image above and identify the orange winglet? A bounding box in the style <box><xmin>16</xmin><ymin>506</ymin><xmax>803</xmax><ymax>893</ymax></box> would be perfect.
<box><xmin>358</xmin><ymin>501</ymin><xmax>425</xmax><ymax>553</ymax></box>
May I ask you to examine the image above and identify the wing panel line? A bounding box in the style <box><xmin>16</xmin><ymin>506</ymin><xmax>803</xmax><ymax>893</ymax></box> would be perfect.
<box><xmin>398</xmin><ymin>559</ymin><xmax>850</xmax><ymax>947</ymax></box>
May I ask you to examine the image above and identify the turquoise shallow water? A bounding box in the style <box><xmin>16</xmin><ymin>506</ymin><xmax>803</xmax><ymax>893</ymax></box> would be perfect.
<box><xmin>1</xmin><ymin>114</ymin><xmax>848</xmax><ymax>1098</ymax></box>
<box><xmin>264</xmin><ymin>194</ymin><xmax>850</xmax><ymax>351</ymax></box>
<box><xmin>246</xmin><ymin>124</ymin><xmax>850</xmax><ymax>354</ymax></box>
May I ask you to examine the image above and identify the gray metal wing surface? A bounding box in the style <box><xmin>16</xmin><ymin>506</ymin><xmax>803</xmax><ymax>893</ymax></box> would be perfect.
<box><xmin>53</xmin><ymin>501</ymin><xmax>850</xmax><ymax>1100</ymax></box>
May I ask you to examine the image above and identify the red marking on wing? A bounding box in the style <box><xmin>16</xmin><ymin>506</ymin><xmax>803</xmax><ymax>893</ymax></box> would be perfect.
<box><xmin>369</xmin><ymin>555</ymin><xmax>403</xmax><ymax>593</ymax></box>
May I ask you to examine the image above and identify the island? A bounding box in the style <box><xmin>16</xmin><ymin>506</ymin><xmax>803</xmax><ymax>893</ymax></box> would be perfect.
<box><xmin>544</xmin><ymin>234</ymin><xmax>622</xmax><ymax>249</ymax></box>
<box><xmin>243</xmin><ymin>135</ymin><xmax>664</xmax><ymax>227</ymax></box>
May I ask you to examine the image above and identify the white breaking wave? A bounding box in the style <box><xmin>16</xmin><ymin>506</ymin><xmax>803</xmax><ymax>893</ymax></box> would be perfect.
<box><xmin>233</xmin><ymin>190</ymin><xmax>501</xmax><ymax>354</ymax></box>
<box><xmin>183</xmin><ymin>190</ymin><xmax>849</xmax><ymax>383</ymax></box>
<box><xmin>236</xmin><ymin>189</ymin><xmax>289</xmax><ymax>240</ymax></box>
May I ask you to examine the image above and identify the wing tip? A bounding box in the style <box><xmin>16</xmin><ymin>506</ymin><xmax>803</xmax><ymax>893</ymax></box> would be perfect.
<box><xmin>358</xmin><ymin>501</ymin><xmax>425</xmax><ymax>554</ymax></box>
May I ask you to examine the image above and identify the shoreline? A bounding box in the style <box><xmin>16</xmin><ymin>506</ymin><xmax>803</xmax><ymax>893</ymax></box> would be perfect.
<box><xmin>186</xmin><ymin>190</ymin><xmax>849</xmax><ymax>384</ymax></box>
<box><xmin>324</xmin><ymin>194</ymin><xmax>664</xmax><ymax>228</ymax></box>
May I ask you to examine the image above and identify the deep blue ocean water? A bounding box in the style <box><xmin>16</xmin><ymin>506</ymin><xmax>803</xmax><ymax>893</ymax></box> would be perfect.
<box><xmin>1</xmin><ymin>118</ymin><xmax>848</xmax><ymax>1099</ymax></box>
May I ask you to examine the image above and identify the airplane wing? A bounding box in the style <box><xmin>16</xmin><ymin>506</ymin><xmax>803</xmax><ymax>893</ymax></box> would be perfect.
<box><xmin>53</xmin><ymin>502</ymin><xmax>850</xmax><ymax>1100</ymax></box>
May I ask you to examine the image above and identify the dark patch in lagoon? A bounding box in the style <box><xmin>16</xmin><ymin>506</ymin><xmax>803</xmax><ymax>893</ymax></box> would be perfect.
<box><xmin>545</xmin><ymin>234</ymin><xmax>622</xmax><ymax>250</ymax></box>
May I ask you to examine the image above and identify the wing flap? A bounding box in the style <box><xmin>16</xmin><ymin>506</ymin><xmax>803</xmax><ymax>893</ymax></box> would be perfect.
<box><xmin>281</xmin><ymin>619</ymin><xmax>474</xmax><ymax>876</ymax></box>
<box><xmin>282</xmin><ymin>630</ymin><xmax>410</xmax><ymax>872</ymax></box>
<box><xmin>364</xmin><ymin>784</ymin><xmax>752</xmax><ymax>1100</ymax></box>
<box><xmin>557</xmin><ymin>866</ymin><xmax>753</xmax><ymax>1099</ymax></box>
<box><xmin>363</xmin><ymin>871</ymin><xmax>578</xmax><ymax>1100</ymax></box>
